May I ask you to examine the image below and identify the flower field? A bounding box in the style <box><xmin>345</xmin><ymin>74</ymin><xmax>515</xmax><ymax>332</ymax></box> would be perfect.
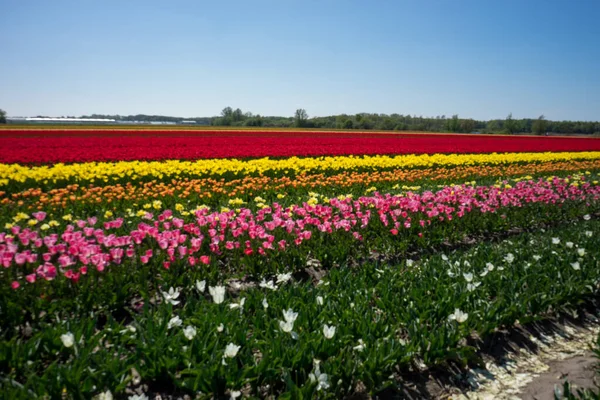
<box><xmin>1</xmin><ymin>129</ymin><xmax>600</xmax><ymax>399</ymax></box>
<box><xmin>1</xmin><ymin>129</ymin><xmax>600</xmax><ymax>163</ymax></box>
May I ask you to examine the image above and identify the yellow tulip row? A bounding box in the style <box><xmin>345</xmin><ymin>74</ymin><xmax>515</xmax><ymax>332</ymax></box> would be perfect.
<box><xmin>1</xmin><ymin>151</ymin><xmax>600</xmax><ymax>187</ymax></box>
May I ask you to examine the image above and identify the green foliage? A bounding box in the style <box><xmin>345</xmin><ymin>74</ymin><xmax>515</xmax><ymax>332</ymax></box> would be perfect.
<box><xmin>441</xmin><ymin>115</ymin><xmax>476</xmax><ymax>133</ymax></box>
<box><xmin>533</xmin><ymin>115</ymin><xmax>548</xmax><ymax>135</ymax></box>
<box><xmin>504</xmin><ymin>113</ymin><xmax>518</xmax><ymax>134</ymax></box>
<box><xmin>2</xmin><ymin>214</ymin><xmax>600</xmax><ymax>398</ymax></box>
<box><xmin>484</xmin><ymin>120</ymin><xmax>500</xmax><ymax>133</ymax></box>
<box><xmin>446</xmin><ymin>115</ymin><xmax>461</xmax><ymax>132</ymax></box>
<box><xmin>244</xmin><ymin>114</ymin><xmax>263</xmax><ymax>127</ymax></box>
<box><xmin>81</xmin><ymin>113</ymin><xmax>212</xmax><ymax>125</ymax></box>
<box><xmin>294</xmin><ymin>109</ymin><xmax>309</xmax><ymax>128</ymax></box>
<box><xmin>61</xmin><ymin>111</ymin><xmax>600</xmax><ymax>135</ymax></box>
<box><xmin>0</xmin><ymin>108</ymin><xmax>6</xmax><ymax>124</ymax></box>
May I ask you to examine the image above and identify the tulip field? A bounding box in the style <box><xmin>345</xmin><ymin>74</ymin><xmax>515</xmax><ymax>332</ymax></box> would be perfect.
<box><xmin>2</xmin><ymin>129</ymin><xmax>600</xmax><ymax>163</ymax></box>
<box><xmin>1</xmin><ymin>128</ymin><xmax>600</xmax><ymax>399</ymax></box>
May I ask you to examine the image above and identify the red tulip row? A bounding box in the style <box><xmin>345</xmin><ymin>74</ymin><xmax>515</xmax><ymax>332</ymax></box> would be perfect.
<box><xmin>1</xmin><ymin>131</ymin><xmax>600</xmax><ymax>163</ymax></box>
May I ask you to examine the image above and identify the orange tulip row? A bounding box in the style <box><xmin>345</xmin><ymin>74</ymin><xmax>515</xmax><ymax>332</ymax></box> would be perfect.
<box><xmin>2</xmin><ymin>159</ymin><xmax>599</xmax><ymax>212</ymax></box>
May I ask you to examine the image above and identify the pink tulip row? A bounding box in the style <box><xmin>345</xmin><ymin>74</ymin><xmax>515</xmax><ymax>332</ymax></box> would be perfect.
<box><xmin>3</xmin><ymin>177</ymin><xmax>599</xmax><ymax>289</ymax></box>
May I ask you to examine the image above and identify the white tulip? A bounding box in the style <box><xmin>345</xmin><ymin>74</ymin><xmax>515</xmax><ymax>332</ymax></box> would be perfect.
<box><xmin>282</xmin><ymin>308</ymin><xmax>298</xmax><ymax>323</ymax></box>
<box><xmin>224</xmin><ymin>343</ymin><xmax>241</xmax><ymax>358</ymax></box>
<box><xmin>162</xmin><ymin>287</ymin><xmax>181</xmax><ymax>305</ymax></box>
<box><xmin>96</xmin><ymin>390</ymin><xmax>113</xmax><ymax>400</ymax></box>
<box><xmin>259</xmin><ymin>279</ymin><xmax>277</xmax><ymax>290</ymax></box>
<box><xmin>448</xmin><ymin>308</ymin><xmax>468</xmax><ymax>323</ymax></box>
<box><xmin>276</xmin><ymin>273</ymin><xmax>292</xmax><ymax>283</ymax></box>
<box><xmin>209</xmin><ymin>285</ymin><xmax>226</xmax><ymax>304</ymax></box>
<box><xmin>128</xmin><ymin>394</ymin><xmax>149</xmax><ymax>400</ymax></box>
<box><xmin>309</xmin><ymin>359</ymin><xmax>330</xmax><ymax>391</ymax></box>
<box><xmin>229</xmin><ymin>298</ymin><xmax>245</xmax><ymax>311</ymax></box>
<box><xmin>279</xmin><ymin>320</ymin><xmax>294</xmax><ymax>333</ymax></box>
<box><xmin>353</xmin><ymin>339</ymin><xmax>366</xmax><ymax>351</ymax></box>
<box><xmin>183</xmin><ymin>325</ymin><xmax>197</xmax><ymax>340</ymax></box>
<box><xmin>60</xmin><ymin>332</ymin><xmax>75</xmax><ymax>348</ymax></box>
<box><xmin>168</xmin><ymin>316</ymin><xmax>182</xmax><ymax>330</ymax></box>
<box><xmin>322</xmin><ymin>324</ymin><xmax>336</xmax><ymax>339</ymax></box>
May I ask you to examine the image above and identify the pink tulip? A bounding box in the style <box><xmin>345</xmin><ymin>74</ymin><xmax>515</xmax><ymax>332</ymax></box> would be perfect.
<box><xmin>15</xmin><ymin>253</ymin><xmax>27</xmax><ymax>265</ymax></box>
<box><xmin>32</xmin><ymin>211</ymin><xmax>47</xmax><ymax>221</ymax></box>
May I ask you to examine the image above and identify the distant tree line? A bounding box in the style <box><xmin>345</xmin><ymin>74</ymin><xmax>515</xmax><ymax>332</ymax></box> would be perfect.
<box><xmin>2</xmin><ymin>107</ymin><xmax>600</xmax><ymax>134</ymax></box>
<box><xmin>209</xmin><ymin>108</ymin><xmax>600</xmax><ymax>135</ymax></box>
<box><xmin>80</xmin><ymin>114</ymin><xmax>212</xmax><ymax>125</ymax></box>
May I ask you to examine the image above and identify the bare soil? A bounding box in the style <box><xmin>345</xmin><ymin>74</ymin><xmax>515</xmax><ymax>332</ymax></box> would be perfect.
<box><xmin>519</xmin><ymin>352</ymin><xmax>597</xmax><ymax>399</ymax></box>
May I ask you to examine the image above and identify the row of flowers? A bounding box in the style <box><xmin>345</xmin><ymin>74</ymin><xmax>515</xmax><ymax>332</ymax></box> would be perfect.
<box><xmin>2</xmin><ymin>159</ymin><xmax>599</xmax><ymax>213</ymax></box>
<box><xmin>1</xmin><ymin>177</ymin><xmax>598</xmax><ymax>288</ymax></box>
<box><xmin>2</xmin><ymin>131</ymin><xmax>600</xmax><ymax>164</ymax></box>
<box><xmin>1</xmin><ymin>151</ymin><xmax>600</xmax><ymax>189</ymax></box>
<box><xmin>2</xmin><ymin>218</ymin><xmax>598</xmax><ymax>399</ymax></box>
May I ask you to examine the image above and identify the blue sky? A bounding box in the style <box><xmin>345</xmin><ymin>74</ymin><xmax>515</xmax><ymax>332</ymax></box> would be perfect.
<box><xmin>1</xmin><ymin>0</ymin><xmax>599</xmax><ymax>120</ymax></box>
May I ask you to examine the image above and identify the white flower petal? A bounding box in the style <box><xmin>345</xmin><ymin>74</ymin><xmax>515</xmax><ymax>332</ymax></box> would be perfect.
<box><xmin>60</xmin><ymin>332</ymin><xmax>75</xmax><ymax>348</ymax></box>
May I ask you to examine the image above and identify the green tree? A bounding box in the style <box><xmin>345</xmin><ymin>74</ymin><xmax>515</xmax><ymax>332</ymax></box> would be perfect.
<box><xmin>380</xmin><ymin>118</ymin><xmax>395</xmax><ymax>130</ymax></box>
<box><xmin>445</xmin><ymin>115</ymin><xmax>460</xmax><ymax>132</ymax></box>
<box><xmin>532</xmin><ymin>115</ymin><xmax>547</xmax><ymax>135</ymax></box>
<box><xmin>244</xmin><ymin>115</ymin><xmax>263</xmax><ymax>127</ymax></box>
<box><xmin>485</xmin><ymin>120</ymin><xmax>500</xmax><ymax>133</ymax></box>
<box><xmin>460</xmin><ymin>118</ymin><xmax>475</xmax><ymax>133</ymax></box>
<box><xmin>294</xmin><ymin>109</ymin><xmax>308</xmax><ymax>128</ymax></box>
<box><xmin>218</xmin><ymin>107</ymin><xmax>234</xmax><ymax>126</ymax></box>
<box><xmin>0</xmin><ymin>109</ymin><xmax>6</xmax><ymax>124</ymax></box>
<box><xmin>221</xmin><ymin>107</ymin><xmax>233</xmax><ymax>118</ymax></box>
<box><xmin>357</xmin><ymin>115</ymin><xmax>374</xmax><ymax>130</ymax></box>
<box><xmin>504</xmin><ymin>113</ymin><xmax>518</xmax><ymax>134</ymax></box>
<box><xmin>232</xmin><ymin>108</ymin><xmax>243</xmax><ymax>122</ymax></box>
